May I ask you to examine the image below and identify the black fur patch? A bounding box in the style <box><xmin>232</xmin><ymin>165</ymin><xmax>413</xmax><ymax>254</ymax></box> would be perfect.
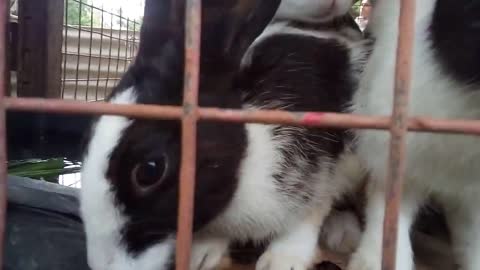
<box><xmin>430</xmin><ymin>0</ymin><xmax>480</xmax><ymax>86</ymax></box>
<box><xmin>238</xmin><ymin>33</ymin><xmax>358</xmax><ymax>201</ymax></box>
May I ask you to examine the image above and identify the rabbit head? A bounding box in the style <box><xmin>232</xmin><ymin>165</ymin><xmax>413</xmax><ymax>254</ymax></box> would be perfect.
<box><xmin>275</xmin><ymin>0</ymin><xmax>354</xmax><ymax>23</ymax></box>
<box><xmin>79</xmin><ymin>1</ymin><xmax>280</xmax><ymax>270</ymax></box>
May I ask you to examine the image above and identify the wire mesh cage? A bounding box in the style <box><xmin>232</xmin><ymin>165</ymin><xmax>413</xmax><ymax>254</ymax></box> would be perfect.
<box><xmin>61</xmin><ymin>0</ymin><xmax>142</xmax><ymax>101</ymax></box>
<box><xmin>1</xmin><ymin>0</ymin><xmax>480</xmax><ymax>270</ymax></box>
<box><xmin>9</xmin><ymin>0</ymin><xmax>368</xmax><ymax>100</ymax></box>
<box><xmin>9</xmin><ymin>0</ymin><xmax>142</xmax><ymax>101</ymax></box>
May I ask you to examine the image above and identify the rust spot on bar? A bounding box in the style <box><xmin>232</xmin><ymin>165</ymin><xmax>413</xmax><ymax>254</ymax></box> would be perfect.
<box><xmin>382</xmin><ymin>0</ymin><xmax>416</xmax><ymax>270</ymax></box>
<box><xmin>0</xmin><ymin>0</ymin><xmax>7</xmax><ymax>266</ymax></box>
<box><xmin>183</xmin><ymin>103</ymin><xmax>193</xmax><ymax>115</ymax></box>
<box><xmin>301</xmin><ymin>112</ymin><xmax>326</xmax><ymax>125</ymax></box>
<box><xmin>176</xmin><ymin>0</ymin><xmax>201</xmax><ymax>270</ymax></box>
<box><xmin>199</xmin><ymin>107</ymin><xmax>392</xmax><ymax>130</ymax></box>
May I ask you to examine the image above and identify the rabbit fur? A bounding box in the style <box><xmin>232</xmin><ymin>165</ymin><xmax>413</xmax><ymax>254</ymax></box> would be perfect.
<box><xmin>348</xmin><ymin>1</ymin><xmax>480</xmax><ymax>270</ymax></box>
<box><xmin>79</xmin><ymin>0</ymin><xmax>370</xmax><ymax>270</ymax></box>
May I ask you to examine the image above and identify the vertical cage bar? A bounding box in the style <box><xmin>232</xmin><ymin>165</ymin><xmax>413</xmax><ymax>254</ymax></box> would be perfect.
<box><xmin>131</xmin><ymin>20</ymin><xmax>137</xmax><ymax>60</ymax></box>
<box><xmin>381</xmin><ymin>0</ymin><xmax>416</xmax><ymax>269</ymax></box>
<box><xmin>17</xmin><ymin>0</ymin><xmax>63</xmax><ymax>98</ymax></box>
<box><xmin>123</xmin><ymin>18</ymin><xmax>129</xmax><ymax>73</ymax></box>
<box><xmin>113</xmin><ymin>10</ymin><xmax>122</xmax><ymax>88</ymax></box>
<box><xmin>175</xmin><ymin>0</ymin><xmax>201</xmax><ymax>269</ymax></box>
<box><xmin>85</xmin><ymin>4</ymin><xmax>94</xmax><ymax>101</ymax></box>
<box><xmin>4</xmin><ymin>0</ymin><xmax>9</xmax><ymax>97</ymax></box>
<box><xmin>0</xmin><ymin>0</ymin><xmax>8</xmax><ymax>265</ymax></box>
<box><xmin>62</xmin><ymin>0</ymin><xmax>69</xmax><ymax>98</ymax></box>
<box><xmin>95</xmin><ymin>8</ymin><xmax>104</xmax><ymax>100</ymax></box>
<box><xmin>46</xmin><ymin>0</ymin><xmax>64</xmax><ymax>98</ymax></box>
<box><xmin>104</xmin><ymin>13</ymin><xmax>114</xmax><ymax>98</ymax></box>
<box><xmin>73</xmin><ymin>0</ymin><xmax>83</xmax><ymax>100</ymax></box>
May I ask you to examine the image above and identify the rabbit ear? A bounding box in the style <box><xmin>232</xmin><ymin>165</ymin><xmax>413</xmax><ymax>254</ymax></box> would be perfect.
<box><xmin>201</xmin><ymin>0</ymin><xmax>281</xmax><ymax>69</ymax></box>
<box><xmin>137</xmin><ymin>0</ymin><xmax>280</xmax><ymax>68</ymax></box>
<box><xmin>137</xmin><ymin>0</ymin><xmax>185</xmax><ymax>58</ymax></box>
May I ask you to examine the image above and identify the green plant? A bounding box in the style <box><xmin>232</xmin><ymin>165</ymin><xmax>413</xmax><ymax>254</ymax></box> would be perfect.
<box><xmin>350</xmin><ymin>0</ymin><xmax>362</xmax><ymax>18</ymax></box>
<box><xmin>8</xmin><ymin>158</ymin><xmax>81</xmax><ymax>182</ymax></box>
<box><xmin>66</xmin><ymin>0</ymin><xmax>98</xmax><ymax>27</ymax></box>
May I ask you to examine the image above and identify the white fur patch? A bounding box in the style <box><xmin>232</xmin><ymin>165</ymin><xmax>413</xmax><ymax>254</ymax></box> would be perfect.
<box><xmin>205</xmin><ymin>123</ymin><xmax>298</xmax><ymax>241</ymax></box>
<box><xmin>204</xmin><ymin>124</ymin><xmax>365</xmax><ymax>243</ymax></box>
<box><xmin>80</xmin><ymin>88</ymin><xmax>175</xmax><ymax>270</ymax></box>
<box><xmin>80</xmin><ymin>89</ymin><xmax>135</xmax><ymax>270</ymax></box>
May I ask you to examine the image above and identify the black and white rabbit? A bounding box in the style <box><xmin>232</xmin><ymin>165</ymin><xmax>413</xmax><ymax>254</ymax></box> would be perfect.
<box><xmin>79</xmin><ymin>0</ymin><xmax>368</xmax><ymax>270</ymax></box>
<box><xmin>349</xmin><ymin>1</ymin><xmax>480</xmax><ymax>270</ymax></box>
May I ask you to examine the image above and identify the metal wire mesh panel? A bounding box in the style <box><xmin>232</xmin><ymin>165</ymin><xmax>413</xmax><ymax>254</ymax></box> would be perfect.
<box><xmin>61</xmin><ymin>0</ymin><xmax>142</xmax><ymax>101</ymax></box>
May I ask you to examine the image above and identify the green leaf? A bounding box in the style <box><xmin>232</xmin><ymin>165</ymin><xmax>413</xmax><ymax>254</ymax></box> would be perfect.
<box><xmin>8</xmin><ymin>158</ymin><xmax>81</xmax><ymax>180</ymax></box>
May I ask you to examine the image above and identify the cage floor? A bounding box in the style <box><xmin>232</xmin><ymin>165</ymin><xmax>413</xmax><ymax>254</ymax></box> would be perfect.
<box><xmin>216</xmin><ymin>228</ymin><xmax>455</xmax><ymax>270</ymax></box>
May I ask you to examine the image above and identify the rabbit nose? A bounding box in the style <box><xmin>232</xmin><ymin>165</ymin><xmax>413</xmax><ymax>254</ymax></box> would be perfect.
<box><xmin>131</xmin><ymin>155</ymin><xmax>169</xmax><ymax>193</ymax></box>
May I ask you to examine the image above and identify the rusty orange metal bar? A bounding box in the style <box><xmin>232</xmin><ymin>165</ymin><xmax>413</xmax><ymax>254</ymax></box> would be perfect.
<box><xmin>0</xmin><ymin>0</ymin><xmax>7</xmax><ymax>266</ymax></box>
<box><xmin>5</xmin><ymin>97</ymin><xmax>184</xmax><ymax>119</ymax></box>
<box><xmin>382</xmin><ymin>0</ymin><xmax>416</xmax><ymax>269</ymax></box>
<box><xmin>6</xmin><ymin>97</ymin><xmax>480</xmax><ymax>135</ymax></box>
<box><xmin>175</xmin><ymin>0</ymin><xmax>202</xmax><ymax>269</ymax></box>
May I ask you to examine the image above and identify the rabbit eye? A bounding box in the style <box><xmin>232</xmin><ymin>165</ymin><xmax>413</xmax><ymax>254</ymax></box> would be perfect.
<box><xmin>131</xmin><ymin>155</ymin><xmax>168</xmax><ymax>189</ymax></box>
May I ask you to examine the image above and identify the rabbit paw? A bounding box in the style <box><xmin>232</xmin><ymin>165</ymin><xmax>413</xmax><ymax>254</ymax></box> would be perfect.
<box><xmin>190</xmin><ymin>238</ymin><xmax>229</xmax><ymax>270</ymax></box>
<box><xmin>256</xmin><ymin>250</ymin><xmax>312</xmax><ymax>270</ymax></box>
<box><xmin>347</xmin><ymin>251</ymin><xmax>380</xmax><ymax>270</ymax></box>
<box><xmin>255</xmin><ymin>233</ymin><xmax>317</xmax><ymax>270</ymax></box>
<box><xmin>255</xmin><ymin>204</ymin><xmax>327</xmax><ymax>270</ymax></box>
<box><xmin>320</xmin><ymin>210</ymin><xmax>362</xmax><ymax>254</ymax></box>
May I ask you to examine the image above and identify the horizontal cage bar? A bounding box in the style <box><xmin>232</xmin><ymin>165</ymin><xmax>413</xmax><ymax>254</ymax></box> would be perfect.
<box><xmin>4</xmin><ymin>97</ymin><xmax>480</xmax><ymax>135</ymax></box>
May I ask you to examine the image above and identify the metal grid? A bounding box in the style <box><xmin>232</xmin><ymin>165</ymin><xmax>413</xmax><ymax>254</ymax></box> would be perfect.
<box><xmin>61</xmin><ymin>0</ymin><xmax>141</xmax><ymax>101</ymax></box>
<box><xmin>2</xmin><ymin>0</ymin><xmax>480</xmax><ymax>269</ymax></box>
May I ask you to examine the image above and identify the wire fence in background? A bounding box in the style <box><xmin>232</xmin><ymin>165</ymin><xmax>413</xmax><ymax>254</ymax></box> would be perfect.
<box><xmin>8</xmin><ymin>0</ymin><xmax>366</xmax><ymax>101</ymax></box>
<box><xmin>60</xmin><ymin>0</ymin><xmax>368</xmax><ymax>102</ymax></box>
<box><xmin>61</xmin><ymin>0</ymin><xmax>142</xmax><ymax>101</ymax></box>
